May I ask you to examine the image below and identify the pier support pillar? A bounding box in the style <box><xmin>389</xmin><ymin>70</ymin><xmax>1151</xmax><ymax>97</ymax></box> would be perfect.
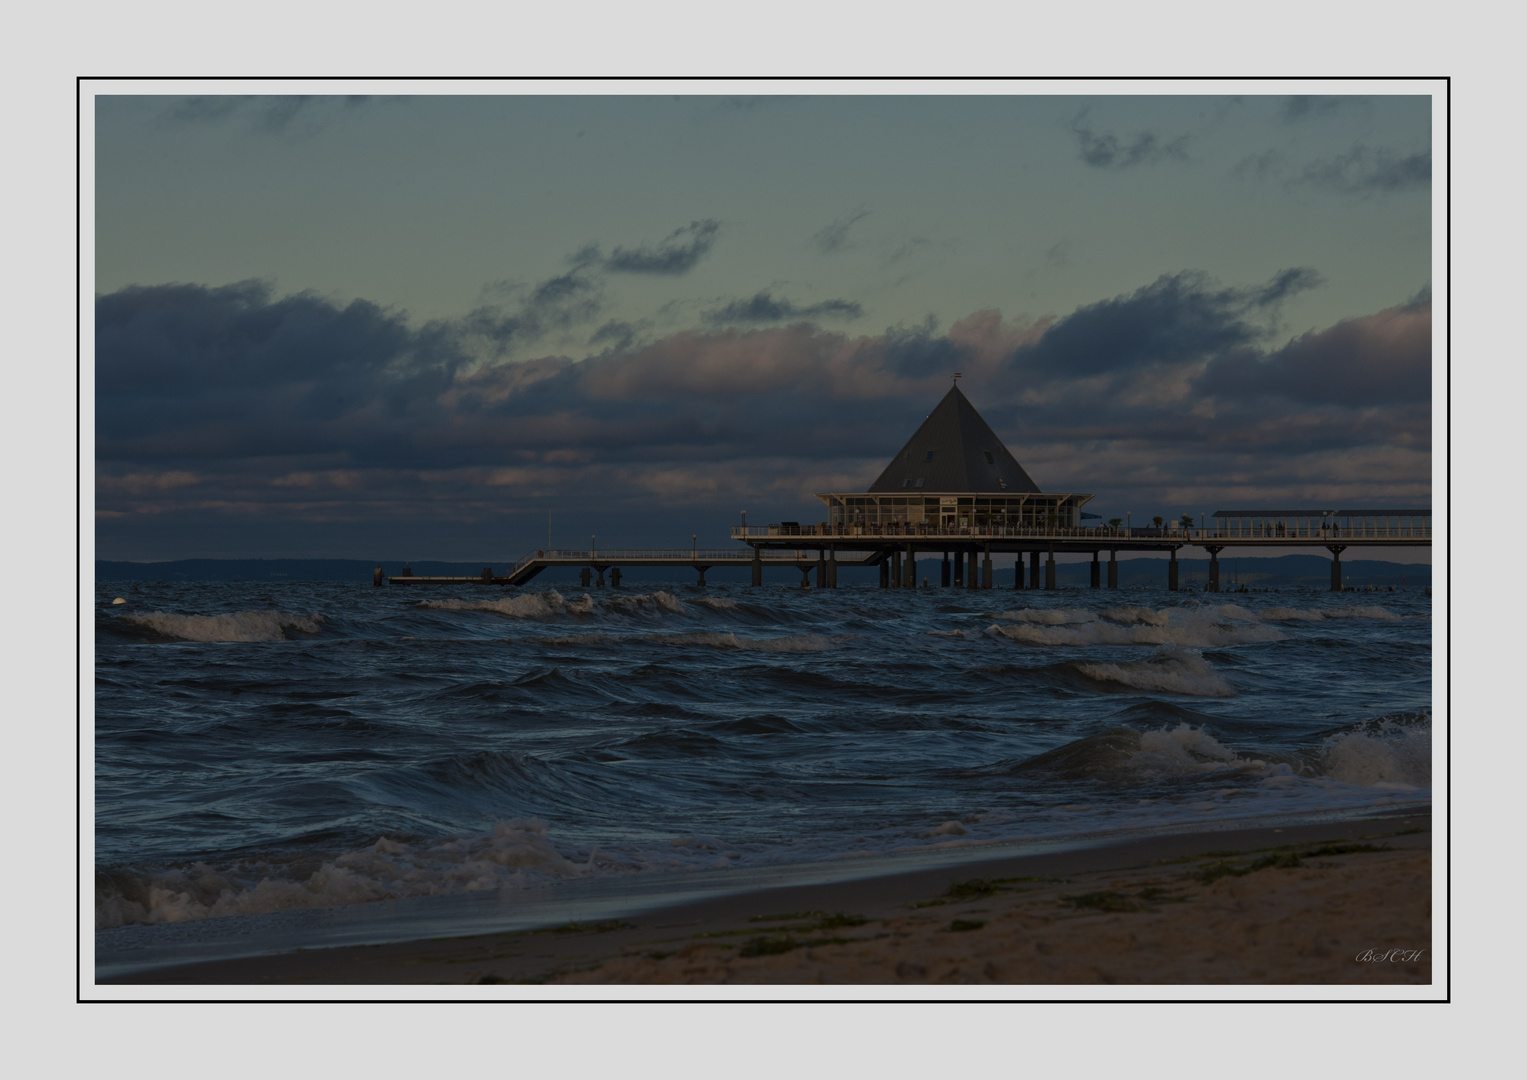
<box><xmin>1030</xmin><ymin>550</ymin><xmax>1041</xmax><ymax>590</ymax></box>
<box><xmin>941</xmin><ymin>553</ymin><xmax>950</xmax><ymax>587</ymax></box>
<box><xmin>801</xmin><ymin>565</ymin><xmax>813</xmax><ymax>588</ymax></box>
<box><xmin>580</xmin><ymin>567</ymin><xmax>592</xmax><ymax>588</ymax></box>
<box><xmin>816</xmin><ymin>551</ymin><xmax>827</xmax><ymax>589</ymax></box>
<box><xmin>1328</xmin><ymin>545</ymin><xmax>1346</xmax><ymax>591</ymax></box>
<box><xmin>967</xmin><ymin>550</ymin><xmax>978</xmax><ymax>590</ymax></box>
<box><xmin>482</xmin><ymin>567</ymin><xmax>493</xmax><ymax>584</ymax></box>
<box><xmin>953</xmin><ymin>551</ymin><xmax>964</xmax><ymax>587</ymax></box>
<box><xmin>751</xmin><ymin>552</ymin><xmax>762</xmax><ymax>587</ymax></box>
<box><xmin>1013</xmin><ymin>554</ymin><xmax>1024</xmax><ymax>590</ymax></box>
<box><xmin>596</xmin><ymin>568</ymin><xmax>605</xmax><ymax>588</ymax></box>
<box><xmin>879</xmin><ymin>559</ymin><xmax>890</xmax><ymax>588</ymax></box>
<box><xmin>1090</xmin><ymin>551</ymin><xmax>1100</xmax><ymax>589</ymax></box>
<box><xmin>981</xmin><ymin>550</ymin><xmax>993</xmax><ymax>589</ymax></box>
<box><xmin>373</xmin><ymin>566</ymin><xmax>384</xmax><ymax>587</ymax></box>
<box><xmin>1108</xmin><ymin>550</ymin><xmax>1118</xmax><ymax>589</ymax></box>
<box><xmin>1206</xmin><ymin>546</ymin><xmax>1222</xmax><ymax>592</ymax></box>
<box><xmin>905</xmin><ymin>545</ymin><xmax>916</xmax><ymax>589</ymax></box>
<box><xmin>890</xmin><ymin>550</ymin><xmax>902</xmax><ymax>589</ymax></box>
<box><xmin>610</xmin><ymin>568</ymin><xmax>622</xmax><ymax>588</ymax></box>
<box><xmin>827</xmin><ymin>549</ymin><xmax>837</xmax><ymax>589</ymax></box>
<box><xmin>696</xmin><ymin>566</ymin><xmax>708</xmax><ymax>587</ymax></box>
<box><xmin>1045</xmin><ymin>549</ymin><xmax>1056</xmax><ymax>590</ymax></box>
<box><xmin>1168</xmin><ymin>549</ymin><xmax>1179</xmax><ymax>591</ymax></box>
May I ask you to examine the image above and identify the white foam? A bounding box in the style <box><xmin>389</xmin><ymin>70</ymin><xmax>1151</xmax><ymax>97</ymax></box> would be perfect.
<box><xmin>95</xmin><ymin>819</ymin><xmax>591</xmax><ymax>929</ymax></box>
<box><xmin>1320</xmin><ymin>718</ymin><xmax>1431</xmax><ymax>787</ymax></box>
<box><xmin>123</xmin><ymin>610</ymin><xmax>324</xmax><ymax>643</ymax></box>
<box><xmin>419</xmin><ymin>590</ymin><xmax>579</xmax><ymax>618</ymax></box>
<box><xmin>1260</xmin><ymin>604</ymin><xmax>1402</xmax><ymax>622</ymax></box>
<box><xmin>691</xmin><ymin>597</ymin><xmax>739</xmax><ymax>611</ymax></box>
<box><xmin>987</xmin><ymin>605</ymin><xmax>1282</xmax><ymax>648</ymax></box>
<box><xmin>1075</xmin><ymin>647</ymin><xmax>1235</xmax><ymax>698</ymax></box>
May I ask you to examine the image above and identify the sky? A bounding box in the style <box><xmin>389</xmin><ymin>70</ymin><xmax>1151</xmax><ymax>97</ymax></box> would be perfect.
<box><xmin>93</xmin><ymin>87</ymin><xmax>1435</xmax><ymax>561</ymax></box>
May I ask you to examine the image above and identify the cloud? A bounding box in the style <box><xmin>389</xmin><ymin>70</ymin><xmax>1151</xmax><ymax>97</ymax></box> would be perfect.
<box><xmin>811</xmin><ymin>209</ymin><xmax>870</xmax><ymax>253</ymax></box>
<box><xmin>704</xmin><ymin>292</ymin><xmax>863</xmax><ymax>325</ymax></box>
<box><xmin>1195</xmin><ymin>299</ymin><xmax>1430</xmax><ymax>407</ymax></box>
<box><xmin>95</xmin><ymin>274</ymin><xmax>1429</xmax><ymax>557</ymax></box>
<box><xmin>1282</xmin><ymin>95</ymin><xmax>1358</xmax><ymax>121</ymax></box>
<box><xmin>1291</xmin><ymin>145</ymin><xmax>1431</xmax><ymax>195</ymax></box>
<box><xmin>1068</xmin><ymin>110</ymin><xmax>1190</xmax><ymax>170</ymax></box>
<box><xmin>1009</xmin><ymin>268</ymin><xmax>1322</xmax><ymax>379</ymax></box>
<box><xmin>158</xmin><ymin>95</ymin><xmax>385</xmax><ymax>134</ymax></box>
<box><xmin>605</xmin><ymin>220</ymin><xmax>720</xmax><ymax>275</ymax></box>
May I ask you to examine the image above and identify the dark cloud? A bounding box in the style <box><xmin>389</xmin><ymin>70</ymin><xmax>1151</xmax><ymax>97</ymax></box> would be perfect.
<box><xmin>96</xmin><ymin>274</ymin><xmax>1428</xmax><ymax>558</ymax></box>
<box><xmin>1282</xmin><ymin>95</ymin><xmax>1359</xmax><ymax>121</ymax></box>
<box><xmin>1195</xmin><ymin>300</ymin><xmax>1430</xmax><ymax>407</ymax></box>
<box><xmin>1068</xmin><ymin>110</ymin><xmax>1189</xmax><ymax>170</ymax></box>
<box><xmin>704</xmin><ymin>292</ymin><xmax>863</xmax><ymax>325</ymax></box>
<box><xmin>1009</xmin><ymin>269</ymin><xmax>1319</xmax><ymax>379</ymax></box>
<box><xmin>159</xmin><ymin>95</ymin><xmax>383</xmax><ymax>134</ymax></box>
<box><xmin>1292</xmin><ymin>145</ymin><xmax>1431</xmax><ymax>196</ymax></box>
<box><xmin>605</xmin><ymin>220</ymin><xmax>720</xmax><ymax>275</ymax></box>
<box><xmin>811</xmin><ymin>209</ymin><xmax>870</xmax><ymax>253</ymax></box>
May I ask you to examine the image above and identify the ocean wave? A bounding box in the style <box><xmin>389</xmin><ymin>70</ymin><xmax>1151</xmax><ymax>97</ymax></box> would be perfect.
<box><xmin>1013</xmin><ymin>717</ymin><xmax>1432</xmax><ymax>790</ymax></box>
<box><xmin>1073</xmin><ymin>646</ymin><xmax>1234</xmax><ymax>697</ymax></box>
<box><xmin>121</xmin><ymin>610</ymin><xmax>324</xmax><ymax>643</ymax></box>
<box><xmin>1259</xmin><ymin>605</ymin><xmax>1402</xmax><ymax>622</ymax></box>
<box><xmin>419</xmin><ymin>590</ymin><xmax>689</xmax><ymax>620</ymax></box>
<box><xmin>95</xmin><ymin>819</ymin><xmax>594</xmax><ymax>929</ymax></box>
<box><xmin>645</xmin><ymin>631</ymin><xmax>850</xmax><ymax>652</ymax></box>
<box><xmin>987</xmin><ymin>605</ymin><xmax>1283</xmax><ymax>648</ymax></box>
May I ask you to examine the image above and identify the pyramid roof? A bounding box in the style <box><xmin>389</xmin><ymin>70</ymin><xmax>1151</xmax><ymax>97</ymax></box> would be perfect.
<box><xmin>866</xmin><ymin>385</ymin><xmax>1042</xmax><ymax>494</ymax></box>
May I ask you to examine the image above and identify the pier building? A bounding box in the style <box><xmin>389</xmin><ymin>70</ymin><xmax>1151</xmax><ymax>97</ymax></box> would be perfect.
<box><xmin>383</xmin><ymin>384</ymin><xmax>1430</xmax><ymax>592</ymax></box>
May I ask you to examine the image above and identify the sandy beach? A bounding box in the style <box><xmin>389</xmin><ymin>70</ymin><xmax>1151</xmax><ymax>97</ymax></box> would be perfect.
<box><xmin>102</xmin><ymin>812</ymin><xmax>1432</xmax><ymax>987</ymax></box>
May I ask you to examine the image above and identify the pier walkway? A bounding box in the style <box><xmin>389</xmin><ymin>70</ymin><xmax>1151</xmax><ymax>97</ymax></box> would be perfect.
<box><xmin>384</xmin><ymin>547</ymin><xmax>882</xmax><ymax>588</ymax></box>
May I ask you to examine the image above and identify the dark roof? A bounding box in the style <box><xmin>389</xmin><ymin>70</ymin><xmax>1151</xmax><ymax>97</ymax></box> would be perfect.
<box><xmin>1213</xmin><ymin>508</ymin><xmax>1431</xmax><ymax>517</ymax></box>
<box><xmin>867</xmin><ymin>385</ymin><xmax>1042</xmax><ymax>494</ymax></box>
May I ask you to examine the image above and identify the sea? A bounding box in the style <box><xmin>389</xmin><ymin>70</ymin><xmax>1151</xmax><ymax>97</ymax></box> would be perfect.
<box><xmin>93</xmin><ymin>576</ymin><xmax>1432</xmax><ymax>969</ymax></box>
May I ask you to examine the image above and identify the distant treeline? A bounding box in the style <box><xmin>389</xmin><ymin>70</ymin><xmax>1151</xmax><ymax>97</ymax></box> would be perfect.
<box><xmin>97</xmin><ymin>554</ymin><xmax>1431</xmax><ymax>588</ymax></box>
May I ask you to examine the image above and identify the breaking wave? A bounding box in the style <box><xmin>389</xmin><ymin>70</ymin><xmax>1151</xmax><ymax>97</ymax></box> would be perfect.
<box><xmin>988</xmin><ymin>604</ymin><xmax>1283</xmax><ymax>647</ymax></box>
<box><xmin>95</xmin><ymin>819</ymin><xmax>596</xmax><ymax>929</ymax></box>
<box><xmin>122</xmin><ymin>610</ymin><xmax>324</xmax><ymax>643</ymax></box>
<box><xmin>1074</xmin><ymin>646</ymin><xmax>1234</xmax><ymax>697</ymax></box>
<box><xmin>419</xmin><ymin>590</ymin><xmax>688</xmax><ymax>620</ymax></box>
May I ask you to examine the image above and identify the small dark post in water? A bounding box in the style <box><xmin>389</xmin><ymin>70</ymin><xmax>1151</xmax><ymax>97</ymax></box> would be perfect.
<box><xmin>1045</xmin><ymin>548</ymin><xmax>1056</xmax><ymax>590</ymax></box>
<box><xmin>1029</xmin><ymin>550</ymin><xmax>1041</xmax><ymax>590</ymax></box>
<box><xmin>1090</xmin><ymin>551</ymin><xmax>1100</xmax><ymax>588</ymax></box>
<box><xmin>981</xmin><ymin>547</ymin><xmax>993</xmax><ymax>589</ymax></box>
<box><xmin>482</xmin><ymin>567</ymin><xmax>493</xmax><ymax>583</ymax></box>
<box><xmin>1108</xmin><ymin>549</ymin><xmax>1118</xmax><ymax>589</ymax></box>
<box><xmin>751</xmin><ymin>549</ymin><xmax>763</xmax><ymax>587</ymax></box>
<box><xmin>941</xmin><ymin>553</ymin><xmax>951</xmax><ymax>587</ymax></box>
<box><xmin>373</xmin><ymin>566</ymin><xmax>383</xmax><ymax>587</ymax></box>
<box><xmin>1328</xmin><ymin>545</ymin><xmax>1345</xmax><ymax>591</ymax></box>
<box><xmin>905</xmin><ymin>544</ymin><xmax>916</xmax><ymax>588</ymax></box>
<box><xmin>1168</xmin><ymin>548</ymin><xmax>1179</xmax><ymax>591</ymax></box>
<box><xmin>1207</xmin><ymin>546</ymin><xmax>1221</xmax><ymax>592</ymax></box>
<box><xmin>953</xmin><ymin>550</ymin><xmax>964</xmax><ymax>588</ymax></box>
<box><xmin>580</xmin><ymin>567</ymin><xmax>592</xmax><ymax>588</ymax></box>
<box><xmin>696</xmin><ymin>566</ymin><xmax>708</xmax><ymax>587</ymax></box>
<box><xmin>610</xmin><ymin>567</ymin><xmax>622</xmax><ymax>588</ymax></box>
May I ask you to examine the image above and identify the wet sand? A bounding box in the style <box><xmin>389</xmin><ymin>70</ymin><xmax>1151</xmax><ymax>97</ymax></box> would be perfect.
<box><xmin>102</xmin><ymin>813</ymin><xmax>1432</xmax><ymax>987</ymax></box>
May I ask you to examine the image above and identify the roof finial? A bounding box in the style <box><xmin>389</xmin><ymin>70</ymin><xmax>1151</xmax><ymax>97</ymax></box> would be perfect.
<box><xmin>953</xmin><ymin>372</ymin><xmax>963</xmax><ymax>385</ymax></box>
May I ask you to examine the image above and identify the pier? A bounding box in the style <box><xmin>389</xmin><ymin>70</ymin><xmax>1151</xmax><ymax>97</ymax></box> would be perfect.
<box><xmin>378</xmin><ymin>385</ymin><xmax>1429</xmax><ymax>593</ymax></box>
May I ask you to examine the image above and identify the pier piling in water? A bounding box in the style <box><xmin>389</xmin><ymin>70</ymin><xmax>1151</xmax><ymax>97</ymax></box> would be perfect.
<box><xmin>1090</xmin><ymin>551</ymin><xmax>1100</xmax><ymax>588</ymax></box>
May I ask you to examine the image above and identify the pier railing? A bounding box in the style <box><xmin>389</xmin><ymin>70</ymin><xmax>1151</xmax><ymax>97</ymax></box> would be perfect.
<box><xmin>729</xmin><ymin>524</ymin><xmax>1431</xmax><ymax>542</ymax></box>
